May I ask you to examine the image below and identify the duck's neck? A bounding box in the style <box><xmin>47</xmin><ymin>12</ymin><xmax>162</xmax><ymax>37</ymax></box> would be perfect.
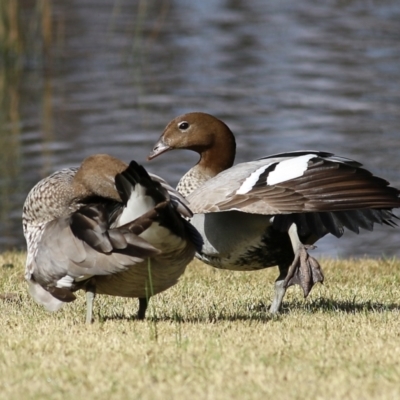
<box><xmin>177</xmin><ymin>132</ymin><xmax>236</xmax><ymax>197</ymax></box>
<box><xmin>199</xmin><ymin>124</ymin><xmax>236</xmax><ymax>174</ymax></box>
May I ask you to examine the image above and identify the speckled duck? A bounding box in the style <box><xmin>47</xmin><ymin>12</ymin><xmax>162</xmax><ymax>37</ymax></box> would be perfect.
<box><xmin>23</xmin><ymin>154</ymin><xmax>201</xmax><ymax>322</ymax></box>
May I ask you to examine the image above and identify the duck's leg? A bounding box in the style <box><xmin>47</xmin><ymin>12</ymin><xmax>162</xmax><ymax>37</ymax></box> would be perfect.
<box><xmin>283</xmin><ymin>223</ymin><xmax>324</xmax><ymax>297</ymax></box>
<box><xmin>85</xmin><ymin>282</ymin><xmax>96</xmax><ymax>324</ymax></box>
<box><xmin>270</xmin><ymin>263</ymin><xmax>290</xmax><ymax>314</ymax></box>
<box><xmin>137</xmin><ymin>297</ymin><xmax>149</xmax><ymax>320</ymax></box>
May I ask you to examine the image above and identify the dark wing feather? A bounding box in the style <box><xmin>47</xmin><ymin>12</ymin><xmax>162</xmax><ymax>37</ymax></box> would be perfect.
<box><xmin>116</xmin><ymin>161</ymin><xmax>199</xmax><ymax>242</ymax></box>
<box><xmin>149</xmin><ymin>173</ymin><xmax>193</xmax><ymax>219</ymax></box>
<box><xmin>194</xmin><ymin>156</ymin><xmax>400</xmax><ymax>214</ymax></box>
<box><xmin>258</xmin><ymin>150</ymin><xmax>363</xmax><ymax>167</ymax></box>
<box><xmin>273</xmin><ymin>159</ymin><xmax>399</xmax><ymax>211</ymax></box>
<box><xmin>70</xmin><ymin>204</ymin><xmax>160</xmax><ymax>257</ymax></box>
<box><xmin>273</xmin><ymin>209</ymin><xmax>398</xmax><ymax>239</ymax></box>
<box><xmin>115</xmin><ymin>160</ymin><xmax>168</xmax><ymax>206</ymax></box>
<box><xmin>32</xmin><ymin>201</ymin><xmax>165</xmax><ymax>290</ymax></box>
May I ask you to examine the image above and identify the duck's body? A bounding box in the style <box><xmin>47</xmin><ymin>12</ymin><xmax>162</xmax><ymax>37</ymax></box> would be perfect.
<box><xmin>190</xmin><ymin>212</ymin><xmax>291</xmax><ymax>271</ymax></box>
<box><xmin>23</xmin><ymin>154</ymin><xmax>200</xmax><ymax>322</ymax></box>
<box><xmin>149</xmin><ymin>113</ymin><xmax>400</xmax><ymax>313</ymax></box>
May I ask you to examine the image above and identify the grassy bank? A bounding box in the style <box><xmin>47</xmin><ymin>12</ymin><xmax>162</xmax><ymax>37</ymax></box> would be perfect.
<box><xmin>1</xmin><ymin>252</ymin><xmax>400</xmax><ymax>399</ymax></box>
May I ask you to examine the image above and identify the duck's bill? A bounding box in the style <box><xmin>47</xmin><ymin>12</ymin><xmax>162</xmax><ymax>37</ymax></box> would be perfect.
<box><xmin>148</xmin><ymin>139</ymin><xmax>171</xmax><ymax>160</ymax></box>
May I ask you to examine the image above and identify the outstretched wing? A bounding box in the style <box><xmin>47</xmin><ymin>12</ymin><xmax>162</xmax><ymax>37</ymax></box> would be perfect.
<box><xmin>188</xmin><ymin>152</ymin><xmax>400</xmax><ymax>214</ymax></box>
<box><xmin>187</xmin><ymin>152</ymin><xmax>400</xmax><ymax>239</ymax></box>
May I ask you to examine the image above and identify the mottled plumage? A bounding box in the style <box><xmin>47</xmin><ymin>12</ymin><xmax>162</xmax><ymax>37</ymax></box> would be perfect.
<box><xmin>23</xmin><ymin>154</ymin><xmax>200</xmax><ymax>322</ymax></box>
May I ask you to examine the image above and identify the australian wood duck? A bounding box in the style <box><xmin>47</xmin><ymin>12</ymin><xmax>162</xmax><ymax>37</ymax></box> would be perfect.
<box><xmin>148</xmin><ymin>112</ymin><xmax>400</xmax><ymax>313</ymax></box>
<box><xmin>23</xmin><ymin>154</ymin><xmax>201</xmax><ymax>323</ymax></box>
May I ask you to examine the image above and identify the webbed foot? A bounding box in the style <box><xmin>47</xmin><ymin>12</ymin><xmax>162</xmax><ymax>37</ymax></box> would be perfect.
<box><xmin>283</xmin><ymin>244</ymin><xmax>324</xmax><ymax>297</ymax></box>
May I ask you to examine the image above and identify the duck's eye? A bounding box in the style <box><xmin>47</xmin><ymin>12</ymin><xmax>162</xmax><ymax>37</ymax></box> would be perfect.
<box><xmin>178</xmin><ymin>121</ymin><xmax>190</xmax><ymax>130</ymax></box>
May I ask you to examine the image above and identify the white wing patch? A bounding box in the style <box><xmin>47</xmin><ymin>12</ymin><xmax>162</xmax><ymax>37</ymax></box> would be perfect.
<box><xmin>56</xmin><ymin>275</ymin><xmax>75</xmax><ymax>288</ymax></box>
<box><xmin>117</xmin><ymin>184</ymin><xmax>156</xmax><ymax>226</ymax></box>
<box><xmin>236</xmin><ymin>164</ymin><xmax>273</xmax><ymax>194</ymax></box>
<box><xmin>235</xmin><ymin>154</ymin><xmax>316</xmax><ymax>194</ymax></box>
<box><xmin>267</xmin><ymin>154</ymin><xmax>315</xmax><ymax>185</ymax></box>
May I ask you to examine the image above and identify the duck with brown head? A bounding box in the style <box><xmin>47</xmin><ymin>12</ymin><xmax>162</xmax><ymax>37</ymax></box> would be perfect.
<box><xmin>23</xmin><ymin>154</ymin><xmax>201</xmax><ymax>323</ymax></box>
<box><xmin>149</xmin><ymin>112</ymin><xmax>400</xmax><ymax>313</ymax></box>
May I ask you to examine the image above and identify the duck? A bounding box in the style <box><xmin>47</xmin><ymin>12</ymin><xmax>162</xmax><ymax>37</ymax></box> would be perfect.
<box><xmin>148</xmin><ymin>112</ymin><xmax>400</xmax><ymax>313</ymax></box>
<box><xmin>23</xmin><ymin>154</ymin><xmax>202</xmax><ymax>323</ymax></box>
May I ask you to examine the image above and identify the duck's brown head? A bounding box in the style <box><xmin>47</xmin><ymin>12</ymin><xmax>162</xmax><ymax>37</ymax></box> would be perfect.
<box><xmin>148</xmin><ymin>112</ymin><xmax>236</xmax><ymax>175</ymax></box>
<box><xmin>74</xmin><ymin>154</ymin><xmax>128</xmax><ymax>202</ymax></box>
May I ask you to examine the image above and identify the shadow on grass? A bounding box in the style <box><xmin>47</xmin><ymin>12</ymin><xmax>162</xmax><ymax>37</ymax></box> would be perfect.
<box><xmin>301</xmin><ymin>298</ymin><xmax>400</xmax><ymax>314</ymax></box>
<box><xmin>100</xmin><ymin>303</ymin><xmax>279</xmax><ymax>324</ymax></box>
<box><xmin>101</xmin><ymin>314</ymin><xmax>278</xmax><ymax>324</ymax></box>
<box><xmin>99</xmin><ymin>297</ymin><xmax>400</xmax><ymax>323</ymax></box>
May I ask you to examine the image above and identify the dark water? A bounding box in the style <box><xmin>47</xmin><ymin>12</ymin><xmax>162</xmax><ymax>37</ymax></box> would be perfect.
<box><xmin>1</xmin><ymin>0</ymin><xmax>400</xmax><ymax>258</ymax></box>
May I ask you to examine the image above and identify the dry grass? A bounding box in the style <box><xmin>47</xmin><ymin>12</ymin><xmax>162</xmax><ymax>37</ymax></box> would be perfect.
<box><xmin>1</xmin><ymin>251</ymin><xmax>400</xmax><ymax>400</ymax></box>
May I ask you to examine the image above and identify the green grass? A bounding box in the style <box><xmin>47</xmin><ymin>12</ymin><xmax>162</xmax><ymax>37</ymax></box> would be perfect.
<box><xmin>1</xmin><ymin>252</ymin><xmax>400</xmax><ymax>399</ymax></box>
